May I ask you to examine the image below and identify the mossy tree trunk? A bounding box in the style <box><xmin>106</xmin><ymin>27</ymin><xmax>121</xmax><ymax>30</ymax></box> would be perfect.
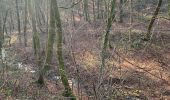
<box><xmin>38</xmin><ymin>0</ymin><xmax>56</xmax><ymax>85</ymax></box>
<box><xmin>28</xmin><ymin>0</ymin><xmax>41</xmax><ymax>69</ymax></box>
<box><xmin>99</xmin><ymin>0</ymin><xmax>115</xmax><ymax>86</ymax></box>
<box><xmin>145</xmin><ymin>0</ymin><xmax>162</xmax><ymax>41</ymax></box>
<box><xmin>54</xmin><ymin>0</ymin><xmax>76</xmax><ymax>99</ymax></box>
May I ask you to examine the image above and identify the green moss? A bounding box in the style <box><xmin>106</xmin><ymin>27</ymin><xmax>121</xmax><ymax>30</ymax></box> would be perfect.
<box><xmin>54</xmin><ymin>0</ymin><xmax>76</xmax><ymax>99</ymax></box>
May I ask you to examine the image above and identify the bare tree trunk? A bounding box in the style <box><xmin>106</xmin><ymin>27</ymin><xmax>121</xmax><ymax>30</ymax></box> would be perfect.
<box><xmin>145</xmin><ymin>0</ymin><xmax>162</xmax><ymax>41</ymax></box>
<box><xmin>129</xmin><ymin>0</ymin><xmax>133</xmax><ymax>42</ymax></box>
<box><xmin>97</xmin><ymin>0</ymin><xmax>101</xmax><ymax>19</ymax></box>
<box><xmin>38</xmin><ymin>0</ymin><xmax>56</xmax><ymax>85</ymax></box>
<box><xmin>46</xmin><ymin>0</ymin><xmax>49</xmax><ymax>35</ymax></box>
<box><xmin>28</xmin><ymin>0</ymin><xmax>40</xmax><ymax>55</ymax></box>
<box><xmin>39</xmin><ymin>7</ymin><xmax>46</xmax><ymax>25</ymax></box>
<box><xmin>83</xmin><ymin>0</ymin><xmax>90</xmax><ymax>21</ymax></box>
<box><xmin>10</xmin><ymin>12</ymin><xmax>15</xmax><ymax>31</ymax></box>
<box><xmin>168</xmin><ymin>0</ymin><xmax>170</xmax><ymax>17</ymax></box>
<box><xmin>119</xmin><ymin>0</ymin><xmax>123</xmax><ymax>23</ymax></box>
<box><xmin>28</xmin><ymin>0</ymin><xmax>41</xmax><ymax>71</ymax></box>
<box><xmin>2</xmin><ymin>10</ymin><xmax>8</xmax><ymax>38</ymax></box>
<box><xmin>15</xmin><ymin>0</ymin><xmax>22</xmax><ymax>44</ymax></box>
<box><xmin>0</xmin><ymin>12</ymin><xmax>2</xmax><ymax>53</ymax></box>
<box><xmin>24</xmin><ymin>0</ymin><xmax>28</xmax><ymax>47</ymax></box>
<box><xmin>99</xmin><ymin>0</ymin><xmax>115</xmax><ymax>92</ymax></box>
<box><xmin>92</xmin><ymin>0</ymin><xmax>96</xmax><ymax>21</ymax></box>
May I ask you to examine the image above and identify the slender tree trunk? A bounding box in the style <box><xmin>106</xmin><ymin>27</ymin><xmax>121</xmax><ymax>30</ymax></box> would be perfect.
<box><xmin>24</xmin><ymin>0</ymin><xmax>28</xmax><ymax>47</ymax></box>
<box><xmin>97</xmin><ymin>0</ymin><xmax>101</xmax><ymax>19</ymax></box>
<box><xmin>28</xmin><ymin>0</ymin><xmax>41</xmax><ymax>70</ymax></box>
<box><xmin>15</xmin><ymin>0</ymin><xmax>22</xmax><ymax>44</ymax></box>
<box><xmin>119</xmin><ymin>0</ymin><xmax>123</xmax><ymax>23</ymax></box>
<box><xmin>9</xmin><ymin>11</ymin><xmax>13</xmax><ymax>36</ymax></box>
<box><xmin>54</xmin><ymin>0</ymin><xmax>76</xmax><ymax>99</ymax></box>
<box><xmin>168</xmin><ymin>0</ymin><xmax>170</xmax><ymax>16</ymax></box>
<box><xmin>99</xmin><ymin>0</ymin><xmax>115</xmax><ymax>88</ymax></box>
<box><xmin>28</xmin><ymin>0</ymin><xmax>40</xmax><ymax>55</ymax></box>
<box><xmin>38</xmin><ymin>0</ymin><xmax>56</xmax><ymax>85</ymax></box>
<box><xmin>83</xmin><ymin>0</ymin><xmax>89</xmax><ymax>21</ymax></box>
<box><xmin>39</xmin><ymin>6</ymin><xmax>46</xmax><ymax>25</ymax></box>
<box><xmin>129</xmin><ymin>0</ymin><xmax>133</xmax><ymax>42</ymax></box>
<box><xmin>10</xmin><ymin>12</ymin><xmax>14</xmax><ymax>30</ymax></box>
<box><xmin>92</xmin><ymin>0</ymin><xmax>96</xmax><ymax>21</ymax></box>
<box><xmin>0</xmin><ymin>13</ymin><xmax>2</xmax><ymax>53</ymax></box>
<box><xmin>145</xmin><ymin>0</ymin><xmax>162</xmax><ymax>41</ymax></box>
<box><xmin>103</xmin><ymin>0</ymin><xmax>108</xmax><ymax>19</ymax></box>
<box><xmin>129</xmin><ymin>0</ymin><xmax>133</xmax><ymax>23</ymax></box>
<box><xmin>2</xmin><ymin>10</ymin><xmax>8</xmax><ymax>37</ymax></box>
<box><xmin>46</xmin><ymin>0</ymin><xmax>49</xmax><ymax>35</ymax></box>
<box><xmin>71</xmin><ymin>0</ymin><xmax>76</xmax><ymax>26</ymax></box>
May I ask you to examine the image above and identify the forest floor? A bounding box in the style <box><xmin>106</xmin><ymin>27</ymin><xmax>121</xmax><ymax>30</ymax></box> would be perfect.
<box><xmin>0</xmin><ymin>17</ymin><xmax>170</xmax><ymax>100</ymax></box>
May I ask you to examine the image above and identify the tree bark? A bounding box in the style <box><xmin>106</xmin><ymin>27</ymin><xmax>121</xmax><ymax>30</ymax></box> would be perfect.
<box><xmin>99</xmin><ymin>0</ymin><xmax>115</xmax><ymax>87</ymax></box>
<box><xmin>28</xmin><ymin>0</ymin><xmax>41</xmax><ymax>56</ymax></box>
<box><xmin>145</xmin><ymin>0</ymin><xmax>162</xmax><ymax>41</ymax></box>
<box><xmin>15</xmin><ymin>0</ymin><xmax>21</xmax><ymax>44</ymax></box>
<box><xmin>129</xmin><ymin>0</ymin><xmax>133</xmax><ymax>41</ymax></box>
<box><xmin>97</xmin><ymin>0</ymin><xmax>101</xmax><ymax>19</ymax></box>
<box><xmin>24</xmin><ymin>0</ymin><xmax>28</xmax><ymax>47</ymax></box>
<box><xmin>83</xmin><ymin>0</ymin><xmax>89</xmax><ymax>21</ymax></box>
<box><xmin>54</xmin><ymin>0</ymin><xmax>76</xmax><ymax>99</ymax></box>
<box><xmin>0</xmin><ymin>13</ymin><xmax>2</xmax><ymax>53</ymax></box>
<box><xmin>92</xmin><ymin>0</ymin><xmax>96</xmax><ymax>21</ymax></box>
<box><xmin>28</xmin><ymin>0</ymin><xmax>41</xmax><ymax>73</ymax></box>
<box><xmin>38</xmin><ymin>0</ymin><xmax>56</xmax><ymax>85</ymax></box>
<box><xmin>168</xmin><ymin>0</ymin><xmax>170</xmax><ymax>17</ymax></box>
<box><xmin>119</xmin><ymin>0</ymin><xmax>123</xmax><ymax>23</ymax></box>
